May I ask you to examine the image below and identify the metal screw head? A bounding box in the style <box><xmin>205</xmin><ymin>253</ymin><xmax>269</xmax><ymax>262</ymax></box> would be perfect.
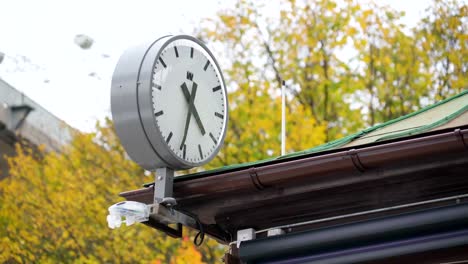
<box><xmin>157</xmin><ymin>176</ymin><xmax>163</xmax><ymax>181</ymax></box>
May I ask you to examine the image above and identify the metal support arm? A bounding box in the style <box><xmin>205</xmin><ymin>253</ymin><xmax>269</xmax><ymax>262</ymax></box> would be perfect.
<box><xmin>146</xmin><ymin>167</ymin><xmax>200</xmax><ymax>237</ymax></box>
<box><xmin>154</xmin><ymin>167</ymin><xmax>177</xmax><ymax>206</ymax></box>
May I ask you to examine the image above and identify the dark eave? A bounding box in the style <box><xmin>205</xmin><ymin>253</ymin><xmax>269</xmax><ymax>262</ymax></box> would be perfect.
<box><xmin>121</xmin><ymin>127</ymin><xmax>468</xmax><ymax>243</ymax></box>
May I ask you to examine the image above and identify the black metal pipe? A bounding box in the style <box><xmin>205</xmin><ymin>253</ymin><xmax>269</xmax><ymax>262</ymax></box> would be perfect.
<box><xmin>239</xmin><ymin>203</ymin><xmax>468</xmax><ymax>263</ymax></box>
<box><xmin>266</xmin><ymin>229</ymin><xmax>468</xmax><ymax>264</ymax></box>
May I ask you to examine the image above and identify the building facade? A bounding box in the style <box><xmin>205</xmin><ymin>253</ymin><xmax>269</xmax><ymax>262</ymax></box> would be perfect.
<box><xmin>0</xmin><ymin>78</ymin><xmax>72</xmax><ymax>179</ymax></box>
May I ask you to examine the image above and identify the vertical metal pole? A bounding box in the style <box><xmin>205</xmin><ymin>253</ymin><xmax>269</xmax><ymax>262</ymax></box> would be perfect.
<box><xmin>154</xmin><ymin>167</ymin><xmax>174</xmax><ymax>203</ymax></box>
<box><xmin>281</xmin><ymin>80</ymin><xmax>286</xmax><ymax>156</ymax></box>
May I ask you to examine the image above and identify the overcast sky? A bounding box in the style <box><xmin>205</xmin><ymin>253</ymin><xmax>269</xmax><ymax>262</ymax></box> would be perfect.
<box><xmin>0</xmin><ymin>0</ymin><xmax>433</xmax><ymax>132</ymax></box>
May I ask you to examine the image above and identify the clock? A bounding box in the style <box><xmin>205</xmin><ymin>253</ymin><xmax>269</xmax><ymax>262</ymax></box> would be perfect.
<box><xmin>111</xmin><ymin>35</ymin><xmax>228</xmax><ymax>170</ymax></box>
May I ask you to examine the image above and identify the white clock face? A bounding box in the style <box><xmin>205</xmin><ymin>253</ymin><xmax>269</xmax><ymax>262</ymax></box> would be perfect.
<box><xmin>151</xmin><ymin>40</ymin><xmax>227</xmax><ymax>164</ymax></box>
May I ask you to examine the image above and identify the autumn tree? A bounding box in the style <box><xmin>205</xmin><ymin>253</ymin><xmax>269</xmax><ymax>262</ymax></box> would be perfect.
<box><xmin>0</xmin><ymin>122</ymin><xmax>223</xmax><ymax>263</ymax></box>
<box><xmin>1</xmin><ymin>0</ymin><xmax>466</xmax><ymax>262</ymax></box>
<box><xmin>350</xmin><ymin>2</ymin><xmax>432</xmax><ymax>124</ymax></box>
<box><xmin>198</xmin><ymin>0</ymin><xmax>467</xmax><ymax>147</ymax></box>
<box><xmin>200</xmin><ymin>1</ymin><xmax>331</xmax><ymax>167</ymax></box>
<box><xmin>350</xmin><ymin>0</ymin><xmax>467</xmax><ymax>125</ymax></box>
<box><xmin>416</xmin><ymin>0</ymin><xmax>467</xmax><ymax>100</ymax></box>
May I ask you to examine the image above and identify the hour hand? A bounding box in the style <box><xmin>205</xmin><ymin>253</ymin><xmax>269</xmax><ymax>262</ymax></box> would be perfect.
<box><xmin>181</xmin><ymin>82</ymin><xmax>206</xmax><ymax>135</ymax></box>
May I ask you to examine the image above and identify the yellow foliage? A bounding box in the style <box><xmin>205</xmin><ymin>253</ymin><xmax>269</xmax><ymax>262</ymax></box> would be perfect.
<box><xmin>198</xmin><ymin>0</ymin><xmax>466</xmax><ymax>136</ymax></box>
<box><xmin>1</xmin><ymin>0</ymin><xmax>466</xmax><ymax>263</ymax></box>
<box><xmin>170</xmin><ymin>237</ymin><xmax>204</xmax><ymax>264</ymax></box>
<box><xmin>0</xmin><ymin>122</ymin><xmax>224</xmax><ymax>263</ymax></box>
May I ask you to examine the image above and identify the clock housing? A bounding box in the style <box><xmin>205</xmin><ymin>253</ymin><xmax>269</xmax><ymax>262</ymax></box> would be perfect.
<box><xmin>111</xmin><ymin>35</ymin><xmax>228</xmax><ymax>170</ymax></box>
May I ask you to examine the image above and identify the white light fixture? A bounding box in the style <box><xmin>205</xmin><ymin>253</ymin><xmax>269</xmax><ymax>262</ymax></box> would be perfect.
<box><xmin>107</xmin><ymin>201</ymin><xmax>150</xmax><ymax>229</ymax></box>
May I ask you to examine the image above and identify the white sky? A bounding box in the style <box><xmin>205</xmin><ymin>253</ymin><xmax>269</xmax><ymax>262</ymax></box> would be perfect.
<box><xmin>0</xmin><ymin>0</ymin><xmax>432</xmax><ymax>132</ymax></box>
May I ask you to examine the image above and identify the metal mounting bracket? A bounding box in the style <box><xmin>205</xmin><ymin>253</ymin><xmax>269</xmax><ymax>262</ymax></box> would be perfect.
<box><xmin>153</xmin><ymin>167</ymin><xmax>177</xmax><ymax>206</ymax></box>
<box><xmin>145</xmin><ymin>202</ymin><xmax>198</xmax><ymax>238</ymax></box>
<box><xmin>146</xmin><ymin>167</ymin><xmax>202</xmax><ymax>237</ymax></box>
<box><xmin>267</xmin><ymin>228</ymin><xmax>285</xmax><ymax>237</ymax></box>
<box><xmin>236</xmin><ymin>228</ymin><xmax>256</xmax><ymax>248</ymax></box>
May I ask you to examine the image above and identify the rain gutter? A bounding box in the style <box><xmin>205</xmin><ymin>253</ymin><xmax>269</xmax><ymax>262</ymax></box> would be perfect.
<box><xmin>121</xmin><ymin>128</ymin><xmax>468</xmax><ymax>202</ymax></box>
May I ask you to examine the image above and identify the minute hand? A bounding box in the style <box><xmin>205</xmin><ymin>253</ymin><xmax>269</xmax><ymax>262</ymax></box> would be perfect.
<box><xmin>181</xmin><ymin>82</ymin><xmax>206</xmax><ymax>135</ymax></box>
<box><xmin>180</xmin><ymin>82</ymin><xmax>197</xmax><ymax>150</ymax></box>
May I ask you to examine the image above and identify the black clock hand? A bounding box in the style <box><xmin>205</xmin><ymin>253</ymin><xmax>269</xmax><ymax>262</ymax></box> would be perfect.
<box><xmin>180</xmin><ymin>82</ymin><xmax>198</xmax><ymax>150</ymax></box>
<box><xmin>181</xmin><ymin>82</ymin><xmax>206</xmax><ymax>135</ymax></box>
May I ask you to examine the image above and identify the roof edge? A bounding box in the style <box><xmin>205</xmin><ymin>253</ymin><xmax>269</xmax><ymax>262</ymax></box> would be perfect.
<box><xmin>168</xmin><ymin>90</ymin><xmax>468</xmax><ymax>182</ymax></box>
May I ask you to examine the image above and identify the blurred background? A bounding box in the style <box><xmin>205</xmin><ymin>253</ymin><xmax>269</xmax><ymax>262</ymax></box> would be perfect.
<box><xmin>0</xmin><ymin>0</ymin><xmax>466</xmax><ymax>263</ymax></box>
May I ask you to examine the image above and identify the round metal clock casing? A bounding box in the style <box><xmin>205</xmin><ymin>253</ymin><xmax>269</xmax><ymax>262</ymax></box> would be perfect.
<box><xmin>111</xmin><ymin>35</ymin><xmax>228</xmax><ymax>170</ymax></box>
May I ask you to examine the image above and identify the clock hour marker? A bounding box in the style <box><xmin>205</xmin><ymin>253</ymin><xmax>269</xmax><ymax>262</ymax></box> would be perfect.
<box><xmin>212</xmin><ymin>85</ymin><xmax>221</xmax><ymax>92</ymax></box>
<box><xmin>155</xmin><ymin>110</ymin><xmax>164</xmax><ymax>117</ymax></box>
<box><xmin>203</xmin><ymin>60</ymin><xmax>210</xmax><ymax>71</ymax></box>
<box><xmin>186</xmin><ymin>71</ymin><xmax>194</xmax><ymax>81</ymax></box>
<box><xmin>174</xmin><ymin>46</ymin><xmax>179</xmax><ymax>57</ymax></box>
<box><xmin>166</xmin><ymin>132</ymin><xmax>173</xmax><ymax>144</ymax></box>
<box><xmin>209</xmin><ymin>132</ymin><xmax>217</xmax><ymax>144</ymax></box>
<box><xmin>152</xmin><ymin>84</ymin><xmax>161</xmax><ymax>90</ymax></box>
<box><xmin>198</xmin><ymin>144</ymin><xmax>203</xmax><ymax>159</ymax></box>
<box><xmin>190</xmin><ymin>47</ymin><xmax>194</xmax><ymax>58</ymax></box>
<box><xmin>159</xmin><ymin>57</ymin><xmax>167</xmax><ymax>68</ymax></box>
<box><xmin>182</xmin><ymin>144</ymin><xmax>186</xmax><ymax>159</ymax></box>
<box><xmin>215</xmin><ymin>112</ymin><xmax>224</xmax><ymax>119</ymax></box>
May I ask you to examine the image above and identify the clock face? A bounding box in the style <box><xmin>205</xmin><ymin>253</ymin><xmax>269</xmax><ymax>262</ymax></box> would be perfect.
<box><xmin>150</xmin><ymin>39</ymin><xmax>227</xmax><ymax>165</ymax></box>
<box><xmin>111</xmin><ymin>35</ymin><xmax>228</xmax><ymax>170</ymax></box>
